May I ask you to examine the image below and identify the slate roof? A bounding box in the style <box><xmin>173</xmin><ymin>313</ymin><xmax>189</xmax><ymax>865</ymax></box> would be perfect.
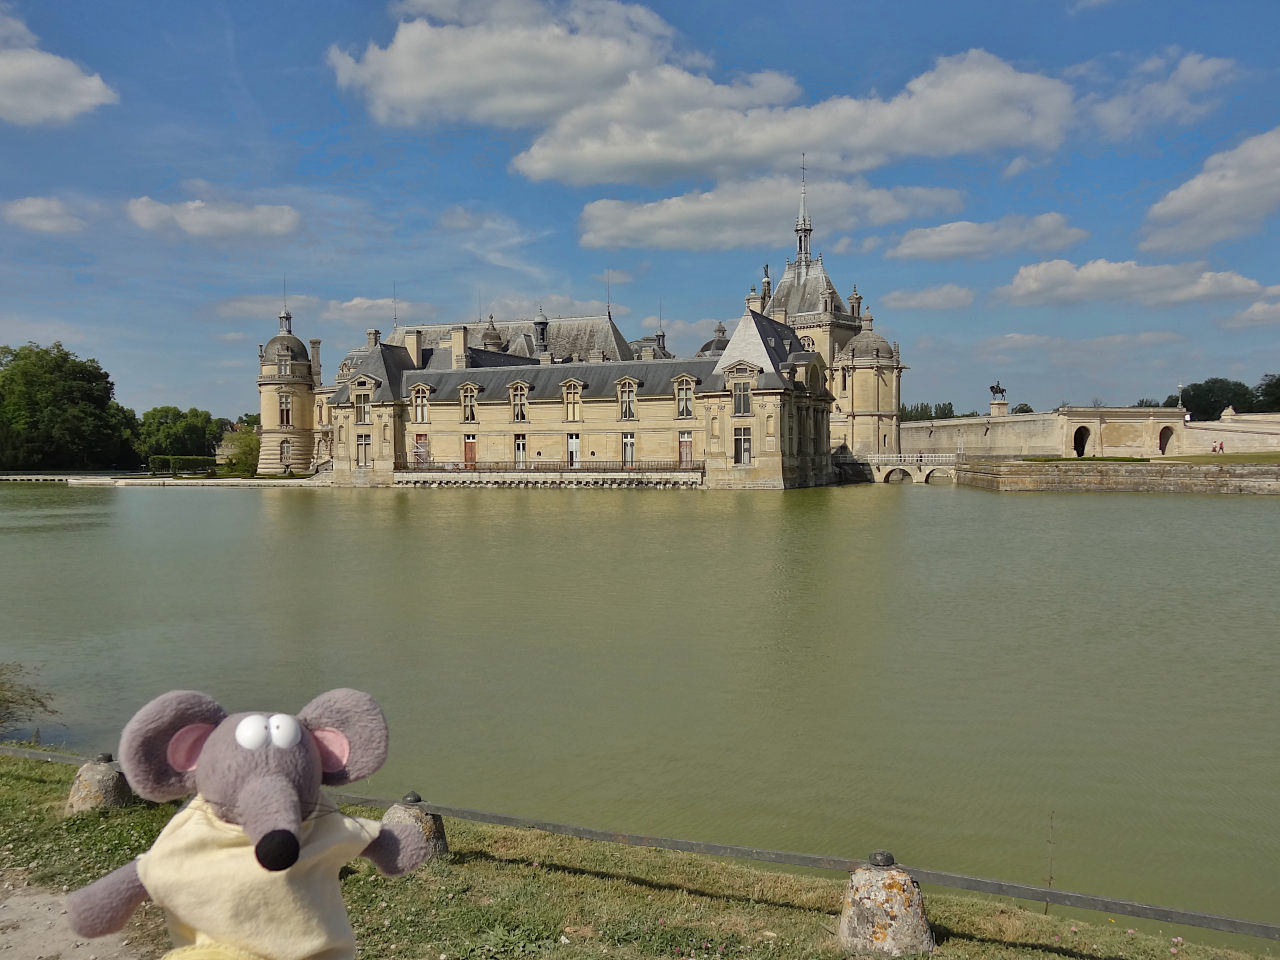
<box><xmin>714</xmin><ymin>310</ymin><xmax>807</xmax><ymax>375</ymax></box>
<box><xmin>328</xmin><ymin>341</ymin><xmax>416</xmax><ymax>404</ymax></box>
<box><xmin>401</xmin><ymin>358</ymin><xmax>725</xmax><ymax>403</ymax></box>
<box><xmin>264</xmin><ymin>332</ymin><xmax>310</xmax><ymax>362</ymax></box>
<box><xmin>385</xmin><ymin>314</ymin><xmax>635</xmax><ymax>362</ymax></box>
<box><xmin>837</xmin><ymin>326</ymin><xmax>895</xmax><ymax>361</ymax></box>
<box><xmin>763</xmin><ymin>255</ymin><xmax>846</xmax><ymax>317</ymax></box>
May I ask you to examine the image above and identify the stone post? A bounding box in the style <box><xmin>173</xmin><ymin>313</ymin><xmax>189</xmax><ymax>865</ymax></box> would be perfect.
<box><xmin>836</xmin><ymin>851</ymin><xmax>935</xmax><ymax>957</ymax></box>
<box><xmin>990</xmin><ymin>399</ymin><xmax>1009</xmax><ymax>417</ymax></box>
<box><xmin>65</xmin><ymin>753</ymin><xmax>133</xmax><ymax>816</ymax></box>
<box><xmin>381</xmin><ymin>791</ymin><xmax>449</xmax><ymax>861</ymax></box>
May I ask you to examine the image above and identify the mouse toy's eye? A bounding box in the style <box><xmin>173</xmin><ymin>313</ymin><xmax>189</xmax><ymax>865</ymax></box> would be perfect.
<box><xmin>235</xmin><ymin>714</ymin><xmax>270</xmax><ymax>750</ymax></box>
<box><xmin>269</xmin><ymin>713</ymin><xmax>302</xmax><ymax>749</ymax></box>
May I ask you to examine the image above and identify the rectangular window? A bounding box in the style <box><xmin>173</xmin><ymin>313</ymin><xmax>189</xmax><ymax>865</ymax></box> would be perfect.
<box><xmin>733</xmin><ymin>382</ymin><xmax>752</xmax><ymax>416</ymax></box>
<box><xmin>356</xmin><ymin>433</ymin><xmax>371</xmax><ymax>467</ymax></box>
<box><xmin>676</xmin><ymin>381</ymin><xmax>693</xmax><ymax>418</ymax></box>
<box><xmin>622</xmin><ymin>432</ymin><xmax>635</xmax><ymax>467</ymax></box>
<box><xmin>564</xmin><ymin>384</ymin><xmax>581</xmax><ymax>421</ymax></box>
<box><xmin>461</xmin><ymin>390</ymin><xmax>477</xmax><ymax>423</ymax></box>
<box><xmin>412</xmin><ymin>391</ymin><xmax>429</xmax><ymax>422</ymax></box>
<box><xmin>278</xmin><ymin>360</ymin><xmax>289</xmax><ymax>376</ymax></box>
<box><xmin>679</xmin><ymin>430</ymin><xmax>693</xmax><ymax>467</ymax></box>
<box><xmin>733</xmin><ymin>427</ymin><xmax>752</xmax><ymax>466</ymax></box>
<box><xmin>463</xmin><ymin>434</ymin><xmax>477</xmax><ymax>466</ymax></box>
<box><xmin>354</xmin><ymin>392</ymin><xmax>371</xmax><ymax>425</ymax></box>
<box><xmin>278</xmin><ymin>393</ymin><xmax>292</xmax><ymax>426</ymax></box>
<box><xmin>619</xmin><ymin>383</ymin><xmax>636</xmax><ymax>420</ymax></box>
<box><xmin>511</xmin><ymin>388</ymin><xmax>527</xmax><ymax>422</ymax></box>
<box><xmin>514</xmin><ymin>434</ymin><xmax>526</xmax><ymax>466</ymax></box>
<box><xmin>567</xmin><ymin>433</ymin><xmax>580</xmax><ymax>467</ymax></box>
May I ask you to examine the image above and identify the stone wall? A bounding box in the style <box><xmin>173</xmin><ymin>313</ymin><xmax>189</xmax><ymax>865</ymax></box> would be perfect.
<box><xmin>956</xmin><ymin>460</ymin><xmax>1280</xmax><ymax>494</ymax></box>
<box><xmin>902</xmin><ymin>407</ymin><xmax>1187</xmax><ymax>459</ymax></box>
<box><xmin>1181</xmin><ymin>412</ymin><xmax>1280</xmax><ymax>453</ymax></box>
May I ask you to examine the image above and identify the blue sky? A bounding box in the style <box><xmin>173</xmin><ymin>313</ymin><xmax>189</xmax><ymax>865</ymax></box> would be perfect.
<box><xmin>2</xmin><ymin>0</ymin><xmax>1279</xmax><ymax>417</ymax></box>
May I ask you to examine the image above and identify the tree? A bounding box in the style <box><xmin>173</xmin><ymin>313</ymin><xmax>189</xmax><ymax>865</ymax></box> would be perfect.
<box><xmin>0</xmin><ymin>662</ymin><xmax>57</xmax><ymax>737</ymax></box>
<box><xmin>933</xmin><ymin>401</ymin><xmax>955</xmax><ymax>419</ymax></box>
<box><xmin>1254</xmin><ymin>374</ymin><xmax>1280</xmax><ymax>412</ymax></box>
<box><xmin>1011</xmin><ymin>402</ymin><xmax>1033</xmax><ymax>414</ymax></box>
<box><xmin>1135</xmin><ymin>398</ymin><xmax>1161</xmax><ymax>407</ymax></box>
<box><xmin>899</xmin><ymin>401</ymin><xmax>935</xmax><ymax>421</ymax></box>
<box><xmin>238</xmin><ymin>412</ymin><xmax>261</xmax><ymax>429</ymax></box>
<box><xmin>0</xmin><ymin>342</ymin><xmax>139</xmax><ymax>469</ymax></box>
<box><xmin>1172</xmin><ymin>379</ymin><xmax>1255</xmax><ymax>421</ymax></box>
<box><xmin>222</xmin><ymin>426</ymin><xmax>261</xmax><ymax>475</ymax></box>
<box><xmin>135</xmin><ymin>406</ymin><xmax>223</xmax><ymax>460</ymax></box>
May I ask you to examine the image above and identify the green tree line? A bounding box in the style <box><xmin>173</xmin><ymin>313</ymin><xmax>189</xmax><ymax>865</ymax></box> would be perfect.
<box><xmin>1158</xmin><ymin>375</ymin><xmax>1280</xmax><ymax>422</ymax></box>
<box><xmin>0</xmin><ymin>341</ymin><xmax>251</xmax><ymax>471</ymax></box>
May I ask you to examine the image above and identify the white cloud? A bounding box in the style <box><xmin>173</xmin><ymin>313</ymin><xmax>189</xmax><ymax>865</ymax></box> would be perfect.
<box><xmin>0</xmin><ymin>9</ymin><xmax>117</xmax><ymax>125</ymax></box>
<box><xmin>591</xmin><ymin>268</ymin><xmax>634</xmax><ymax>284</ymax></box>
<box><xmin>1140</xmin><ymin>126</ymin><xmax>1280</xmax><ymax>252</ymax></box>
<box><xmin>516</xmin><ymin>49</ymin><xmax>1073</xmax><ymax>185</ymax></box>
<box><xmin>1002</xmin><ymin>155</ymin><xmax>1032</xmax><ymax>178</ymax></box>
<box><xmin>1222</xmin><ymin>301</ymin><xmax>1280</xmax><ymax>330</ymax></box>
<box><xmin>580</xmin><ymin>175</ymin><xmax>961</xmax><ymax>250</ymax></box>
<box><xmin>976</xmin><ymin>330</ymin><xmax>1184</xmax><ymax>368</ymax></box>
<box><xmin>888</xmin><ymin>213</ymin><xmax>1087</xmax><ymax>260</ymax></box>
<box><xmin>320</xmin><ymin>297</ymin><xmax>436</xmax><ymax>326</ymax></box>
<box><xmin>1089</xmin><ymin>52</ymin><xmax>1234</xmax><ymax>139</ymax></box>
<box><xmin>998</xmin><ymin>258</ymin><xmax>1267</xmax><ymax>306</ymax></box>
<box><xmin>882</xmin><ymin>284</ymin><xmax>975</xmax><ymax>310</ymax></box>
<box><xmin>128</xmin><ymin>197</ymin><xmax>301</xmax><ymax>238</ymax></box>
<box><xmin>329</xmin><ymin>0</ymin><xmax>678</xmax><ymax>129</ymax></box>
<box><xmin>436</xmin><ymin>205</ymin><xmax>551</xmax><ymax>279</ymax></box>
<box><xmin>3</xmin><ymin>195</ymin><xmax>84</xmax><ymax>233</ymax></box>
<box><xmin>214</xmin><ymin>332</ymin><xmax>248</xmax><ymax>342</ymax></box>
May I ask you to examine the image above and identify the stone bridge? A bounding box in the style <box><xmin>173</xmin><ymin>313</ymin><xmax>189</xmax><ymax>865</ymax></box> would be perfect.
<box><xmin>835</xmin><ymin>454</ymin><xmax>957</xmax><ymax>484</ymax></box>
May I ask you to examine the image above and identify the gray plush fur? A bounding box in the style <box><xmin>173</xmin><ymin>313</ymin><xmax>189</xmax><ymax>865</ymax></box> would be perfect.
<box><xmin>67</xmin><ymin>687</ymin><xmax>425</xmax><ymax>941</ymax></box>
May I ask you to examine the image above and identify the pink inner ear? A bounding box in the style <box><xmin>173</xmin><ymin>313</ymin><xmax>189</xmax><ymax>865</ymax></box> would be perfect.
<box><xmin>311</xmin><ymin>727</ymin><xmax>350</xmax><ymax>773</ymax></box>
<box><xmin>167</xmin><ymin>724</ymin><xmax>215</xmax><ymax>772</ymax></box>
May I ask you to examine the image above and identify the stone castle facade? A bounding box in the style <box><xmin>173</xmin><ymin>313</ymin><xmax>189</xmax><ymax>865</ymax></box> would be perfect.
<box><xmin>255</xmin><ymin>188</ymin><xmax>904</xmax><ymax>488</ymax></box>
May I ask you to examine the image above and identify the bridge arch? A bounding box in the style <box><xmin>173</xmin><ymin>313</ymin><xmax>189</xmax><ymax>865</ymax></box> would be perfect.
<box><xmin>882</xmin><ymin>468</ymin><xmax>912</xmax><ymax>483</ymax></box>
<box><xmin>1159</xmin><ymin>425</ymin><xmax>1174</xmax><ymax>455</ymax></box>
<box><xmin>924</xmin><ymin>467</ymin><xmax>953</xmax><ymax>484</ymax></box>
<box><xmin>1073</xmin><ymin>425</ymin><xmax>1091</xmax><ymax>457</ymax></box>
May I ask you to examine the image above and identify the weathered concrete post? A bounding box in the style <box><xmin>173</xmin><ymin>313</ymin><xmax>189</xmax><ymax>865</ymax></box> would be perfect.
<box><xmin>836</xmin><ymin>851</ymin><xmax>935</xmax><ymax>957</ymax></box>
<box><xmin>65</xmin><ymin>753</ymin><xmax>133</xmax><ymax>816</ymax></box>
<box><xmin>381</xmin><ymin>791</ymin><xmax>449</xmax><ymax>861</ymax></box>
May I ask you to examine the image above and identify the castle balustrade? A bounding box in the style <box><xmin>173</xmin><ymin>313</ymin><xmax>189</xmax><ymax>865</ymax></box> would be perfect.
<box><xmin>395</xmin><ymin>458</ymin><xmax>705</xmax><ymax>473</ymax></box>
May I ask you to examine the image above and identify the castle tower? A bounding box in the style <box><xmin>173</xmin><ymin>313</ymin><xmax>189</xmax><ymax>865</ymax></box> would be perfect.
<box><xmin>257</xmin><ymin>308</ymin><xmax>318</xmax><ymax>474</ymax></box>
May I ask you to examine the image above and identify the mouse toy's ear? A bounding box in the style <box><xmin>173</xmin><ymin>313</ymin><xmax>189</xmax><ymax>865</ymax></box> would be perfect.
<box><xmin>298</xmin><ymin>689</ymin><xmax>389</xmax><ymax>786</ymax></box>
<box><xmin>118</xmin><ymin>691</ymin><xmax>226</xmax><ymax>801</ymax></box>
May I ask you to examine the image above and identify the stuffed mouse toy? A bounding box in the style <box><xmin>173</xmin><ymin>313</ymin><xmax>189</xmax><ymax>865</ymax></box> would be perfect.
<box><xmin>67</xmin><ymin>688</ymin><xmax>428</xmax><ymax>960</ymax></box>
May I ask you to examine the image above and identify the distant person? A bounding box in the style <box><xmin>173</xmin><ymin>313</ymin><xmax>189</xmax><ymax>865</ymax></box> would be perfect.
<box><xmin>1211</xmin><ymin>441</ymin><xmax>1218</xmax><ymax>453</ymax></box>
<box><xmin>1219</xmin><ymin>440</ymin><xmax>1225</xmax><ymax>453</ymax></box>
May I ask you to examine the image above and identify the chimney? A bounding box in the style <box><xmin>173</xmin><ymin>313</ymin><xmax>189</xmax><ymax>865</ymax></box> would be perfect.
<box><xmin>588</xmin><ymin>348</ymin><xmax>605</xmax><ymax>363</ymax></box>
<box><xmin>640</xmin><ymin>346</ymin><xmax>656</xmax><ymax>361</ymax></box>
<box><xmin>655</xmin><ymin>330</ymin><xmax>666</xmax><ymax>354</ymax></box>
<box><xmin>403</xmin><ymin>329</ymin><xmax>422</xmax><ymax>367</ymax></box>
<box><xmin>366</xmin><ymin>328</ymin><xmax>380</xmax><ymax>349</ymax></box>
<box><xmin>309</xmin><ymin>339</ymin><xmax>322</xmax><ymax>386</ymax></box>
<box><xmin>745</xmin><ymin>284</ymin><xmax>763</xmax><ymax>314</ymax></box>
<box><xmin>450</xmin><ymin>326</ymin><xmax>468</xmax><ymax>369</ymax></box>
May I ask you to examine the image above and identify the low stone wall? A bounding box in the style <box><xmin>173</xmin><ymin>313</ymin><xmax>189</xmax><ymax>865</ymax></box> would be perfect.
<box><xmin>956</xmin><ymin>460</ymin><xmax>1280</xmax><ymax>494</ymax></box>
<box><xmin>393</xmin><ymin>470</ymin><xmax>703</xmax><ymax>489</ymax></box>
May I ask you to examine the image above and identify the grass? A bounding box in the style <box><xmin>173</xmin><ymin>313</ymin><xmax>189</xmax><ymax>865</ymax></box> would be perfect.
<box><xmin>1164</xmin><ymin>453</ymin><xmax>1280</xmax><ymax>465</ymax></box>
<box><xmin>1</xmin><ymin>753</ymin><xmax>1271</xmax><ymax>960</ymax></box>
<box><xmin>1022</xmin><ymin>457</ymin><xmax>1150</xmax><ymax>463</ymax></box>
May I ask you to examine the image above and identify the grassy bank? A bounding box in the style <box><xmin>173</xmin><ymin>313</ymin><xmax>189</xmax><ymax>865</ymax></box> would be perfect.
<box><xmin>0</xmin><ymin>754</ymin><xmax>1270</xmax><ymax>960</ymax></box>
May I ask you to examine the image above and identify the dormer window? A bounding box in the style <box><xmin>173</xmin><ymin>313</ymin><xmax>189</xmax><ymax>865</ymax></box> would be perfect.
<box><xmin>801</xmin><ymin>336</ymin><xmax>815</xmax><ymax>351</ymax></box>
<box><xmin>510</xmin><ymin>384</ymin><xmax>528</xmax><ymax>422</ymax></box>
<box><xmin>563</xmin><ymin>381</ymin><xmax>582</xmax><ymax>421</ymax></box>
<box><xmin>412</xmin><ymin>386</ymin><xmax>429</xmax><ymax>423</ymax></box>
<box><xmin>675</xmin><ymin>378</ymin><xmax>694</xmax><ymax>418</ymax></box>
<box><xmin>460</xmin><ymin>385</ymin><xmax>477</xmax><ymax>423</ymax></box>
<box><xmin>278</xmin><ymin>358</ymin><xmax>290</xmax><ymax>376</ymax></box>
<box><xmin>354</xmin><ymin>391</ymin><xmax>371</xmax><ymax>425</ymax></box>
<box><xmin>733</xmin><ymin>381</ymin><xmax>752</xmax><ymax>417</ymax></box>
<box><xmin>617</xmin><ymin>380</ymin><xmax>637</xmax><ymax>420</ymax></box>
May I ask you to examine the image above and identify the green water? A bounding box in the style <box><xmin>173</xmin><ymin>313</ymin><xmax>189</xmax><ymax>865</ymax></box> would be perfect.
<box><xmin>2</xmin><ymin>484</ymin><xmax>1277</xmax><ymax>940</ymax></box>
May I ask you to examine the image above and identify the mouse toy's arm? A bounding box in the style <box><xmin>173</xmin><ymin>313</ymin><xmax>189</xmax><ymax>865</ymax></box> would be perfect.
<box><xmin>361</xmin><ymin>821</ymin><xmax>427</xmax><ymax>876</ymax></box>
<box><xmin>67</xmin><ymin>861</ymin><xmax>150</xmax><ymax>937</ymax></box>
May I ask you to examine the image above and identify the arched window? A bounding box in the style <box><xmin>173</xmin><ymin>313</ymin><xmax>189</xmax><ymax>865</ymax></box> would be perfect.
<box><xmin>674</xmin><ymin>378</ymin><xmax>694</xmax><ymax>418</ymax></box>
<box><xmin>279</xmin><ymin>439</ymin><xmax>291</xmax><ymax>466</ymax></box>
<box><xmin>460</xmin><ymin>385</ymin><xmax>477</xmax><ymax>423</ymax></box>
<box><xmin>801</xmin><ymin>336</ymin><xmax>815</xmax><ymax>351</ymax></box>
<box><xmin>278</xmin><ymin>392</ymin><xmax>292</xmax><ymax>426</ymax></box>
<box><xmin>412</xmin><ymin>386</ymin><xmax>429</xmax><ymax>423</ymax></box>
<box><xmin>563</xmin><ymin>382</ymin><xmax>582</xmax><ymax>421</ymax></box>
<box><xmin>618</xmin><ymin>380</ymin><xmax>636</xmax><ymax>420</ymax></box>
<box><xmin>382</xmin><ymin>423</ymin><xmax>389</xmax><ymax>442</ymax></box>
<box><xmin>510</xmin><ymin>384</ymin><xmax>528</xmax><ymax>422</ymax></box>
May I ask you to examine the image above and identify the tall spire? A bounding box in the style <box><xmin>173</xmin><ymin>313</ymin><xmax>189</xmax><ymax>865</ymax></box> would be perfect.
<box><xmin>795</xmin><ymin>154</ymin><xmax>812</xmax><ymax>262</ymax></box>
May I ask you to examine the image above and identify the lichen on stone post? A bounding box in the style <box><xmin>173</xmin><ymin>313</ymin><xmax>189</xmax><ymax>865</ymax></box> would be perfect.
<box><xmin>836</xmin><ymin>852</ymin><xmax>935</xmax><ymax>957</ymax></box>
<box><xmin>64</xmin><ymin>754</ymin><xmax>133</xmax><ymax>816</ymax></box>
<box><xmin>381</xmin><ymin>791</ymin><xmax>449</xmax><ymax>861</ymax></box>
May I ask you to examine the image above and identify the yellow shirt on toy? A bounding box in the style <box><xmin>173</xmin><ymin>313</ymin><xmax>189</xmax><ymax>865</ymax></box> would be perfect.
<box><xmin>135</xmin><ymin>795</ymin><xmax>380</xmax><ymax>960</ymax></box>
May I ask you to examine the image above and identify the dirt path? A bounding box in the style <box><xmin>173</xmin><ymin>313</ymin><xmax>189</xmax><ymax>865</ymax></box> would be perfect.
<box><xmin>0</xmin><ymin>877</ymin><xmax>157</xmax><ymax>960</ymax></box>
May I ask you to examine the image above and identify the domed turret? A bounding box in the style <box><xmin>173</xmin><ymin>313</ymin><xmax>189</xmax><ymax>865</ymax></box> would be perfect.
<box><xmin>696</xmin><ymin>321</ymin><xmax>731</xmax><ymax>358</ymax></box>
